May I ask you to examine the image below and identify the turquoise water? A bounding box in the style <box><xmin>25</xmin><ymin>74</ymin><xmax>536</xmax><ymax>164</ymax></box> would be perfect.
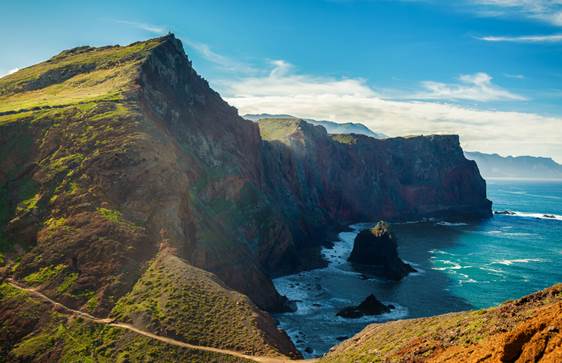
<box><xmin>273</xmin><ymin>179</ymin><xmax>562</xmax><ymax>357</ymax></box>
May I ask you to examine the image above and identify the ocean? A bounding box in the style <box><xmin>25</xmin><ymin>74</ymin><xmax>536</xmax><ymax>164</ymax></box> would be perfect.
<box><xmin>272</xmin><ymin>179</ymin><xmax>562</xmax><ymax>357</ymax></box>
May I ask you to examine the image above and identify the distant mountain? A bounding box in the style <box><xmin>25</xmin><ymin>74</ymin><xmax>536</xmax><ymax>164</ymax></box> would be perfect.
<box><xmin>243</xmin><ymin>113</ymin><xmax>386</xmax><ymax>139</ymax></box>
<box><xmin>465</xmin><ymin>151</ymin><xmax>562</xmax><ymax>179</ymax></box>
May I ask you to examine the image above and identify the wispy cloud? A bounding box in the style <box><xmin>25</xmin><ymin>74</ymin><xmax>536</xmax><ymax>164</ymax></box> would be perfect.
<box><xmin>221</xmin><ymin>61</ymin><xmax>562</xmax><ymax>162</ymax></box>
<box><xmin>415</xmin><ymin>72</ymin><xmax>526</xmax><ymax>101</ymax></box>
<box><xmin>477</xmin><ymin>33</ymin><xmax>562</xmax><ymax>42</ymax></box>
<box><xmin>466</xmin><ymin>0</ymin><xmax>562</xmax><ymax>26</ymax></box>
<box><xmin>181</xmin><ymin>37</ymin><xmax>259</xmax><ymax>74</ymax></box>
<box><xmin>0</xmin><ymin>68</ymin><xmax>19</xmax><ymax>79</ymax></box>
<box><xmin>112</xmin><ymin>19</ymin><xmax>167</xmax><ymax>34</ymax></box>
<box><xmin>504</xmin><ymin>73</ymin><xmax>525</xmax><ymax>79</ymax></box>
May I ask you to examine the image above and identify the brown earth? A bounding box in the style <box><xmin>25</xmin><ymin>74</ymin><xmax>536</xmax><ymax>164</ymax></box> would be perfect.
<box><xmin>322</xmin><ymin>284</ymin><xmax>562</xmax><ymax>362</ymax></box>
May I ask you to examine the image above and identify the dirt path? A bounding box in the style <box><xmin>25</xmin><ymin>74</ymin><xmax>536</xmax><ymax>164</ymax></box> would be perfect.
<box><xmin>6</xmin><ymin>279</ymin><xmax>316</xmax><ymax>363</ymax></box>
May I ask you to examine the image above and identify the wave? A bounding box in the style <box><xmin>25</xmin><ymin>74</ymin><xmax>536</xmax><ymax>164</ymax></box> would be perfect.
<box><xmin>495</xmin><ymin>210</ymin><xmax>562</xmax><ymax>221</ymax></box>
<box><xmin>429</xmin><ymin>249</ymin><xmax>455</xmax><ymax>256</ymax></box>
<box><xmin>431</xmin><ymin>259</ymin><xmax>462</xmax><ymax>270</ymax></box>
<box><xmin>493</xmin><ymin>258</ymin><xmax>545</xmax><ymax>266</ymax></box>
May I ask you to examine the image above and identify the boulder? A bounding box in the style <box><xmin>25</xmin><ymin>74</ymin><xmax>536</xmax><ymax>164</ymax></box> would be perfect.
<box><xmin>336</xmin><ymin>294</ymin><xmax>392</xmax><ymax>319</ymax></box>
<box><xmin>348</xmin><ymin>221</ymin><xmax>415</xmax><ymax>280</ymax></box>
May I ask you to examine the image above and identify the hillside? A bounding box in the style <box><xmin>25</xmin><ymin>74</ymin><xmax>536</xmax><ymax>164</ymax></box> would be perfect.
<box><xmin>322</xmin><ymin>284</ymin><xmax>562</xmax><ymax>362</ymax></box>
<box><xmin>0</xmin><ymin>35</ymin><xmax>491</xmax><ymax>361</ymax></box>
<box><xmin>243</xmin><ymin>113</ymin><xmax>386</xmax><ymax>139</ymax></box>
<box><xmin>465</xmin><ymin>151</ymin><xmax>562</xmax><ymax>179</ymax></box>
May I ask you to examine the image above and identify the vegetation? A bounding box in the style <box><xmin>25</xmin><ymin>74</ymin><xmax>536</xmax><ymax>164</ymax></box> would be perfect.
<box><xmin>97</xmin><ymin>207</ymin><xmax>123</xmax><ymax>224</ymax></box>
<box><xmin>1</xmin><ymin>284</ymin><xmax>250</xmax><ymax>363</ymax></box>
<box><xmin>111</xmin><ymin>251</ymin><xmax>286</xmax><ymax>357</ymax></box>
<box><xmin>331</xmin><ymin>133</ymin><xmax>358</xmax><ymax>145</ymax></box>
<box><xmin>23</xmin><ymin>264</ymin><xmax>67</xmax><ymax>285</ymax></box>
<box><xmin>258</xmin><ymin>118</ymin><xmax>301</xmax><ymax>141</ymax></box>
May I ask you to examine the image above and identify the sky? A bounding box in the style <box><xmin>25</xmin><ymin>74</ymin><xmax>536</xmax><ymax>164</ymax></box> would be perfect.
<box><xmin>2</xmin><ymin>0</ymin><xmax>562</xmax><ymax>162</ymax></box>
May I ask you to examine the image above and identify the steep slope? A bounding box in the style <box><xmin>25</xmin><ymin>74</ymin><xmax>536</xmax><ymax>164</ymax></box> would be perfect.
<box><xmin>257</xmin><ymin>117</ymin><xmax>491</xmax><ymax>272</ymax></box>
<box><xmin>259</xmin><ymin>118</ymin><xmax>490</xmax><ymax>222</ymax></box>
<box><xmin>322</xmin><ymin>284</ymin><xmax>562</xmax><ymax>362</ymax></box>
<box><xmin>0</xmin><ymin>35</ymin><xmax>298</xmax><ymax>359</ymax></box>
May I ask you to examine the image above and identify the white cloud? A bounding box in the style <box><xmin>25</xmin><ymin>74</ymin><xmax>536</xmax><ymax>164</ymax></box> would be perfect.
<box><xmin>415</xmin><ymin>72</ymin><xmax>526</xmax><ymax>101</ymax></box>
<box><xmin>467</xmin><ymin>0</ymin><xmax>562</xmax><ymax>26</ymax></box>
<box><xmin>220</xmin><ymin>61</ymin><xmax>562</xmax><ymax>162</ymax></box>
<box><xmin>478</xmin><ymin>33</ymin><xmax>562</xmax><ymax>42</ymax></box>
<box><xmin>113</xmin><ymin>19</ymin><xmax>167</xmax><ymax>34</ymax></box>
<box><xmin>181</xmin><ymin>37</ymin><xmax>258</xmax><ymax>74</ymax></box>
<box><xmin>0</xmin><ymin>68</ymin><xmax>19</xmax><ymax>79</ymax></box>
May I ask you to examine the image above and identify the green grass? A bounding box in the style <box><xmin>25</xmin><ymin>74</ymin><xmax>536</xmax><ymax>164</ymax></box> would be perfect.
<box><xmin>258</xmin><ymin>118</ymin><xmax>301</xmax><ymax>141</ymax></box>
<box><xmin>331</xmin><ymin>134</ymin><xmax>358</xmax><ymax>145</ymax></box>
<box><xmin>57</xmin><ymin>272</ymin><xmax>79</xmax><ymax>294</ymax></box>
<box><xmin>111</xmin><ymin>252</ymin><xmax>287</xmax><ymax>357</ymax></box>
<box><xmin>0</xmin><ymin>37</ymin><xmax>164</xmax><ymax>113</ymax></box>
<box><xmin>23</xmin><ymin>264</ymin><xmax>67</xmax><ymax>285</ymax></box>
<box><xmin>97</xmin><ymin>208</ymin><xmax>123</xmax><ymax>224</ymax></box>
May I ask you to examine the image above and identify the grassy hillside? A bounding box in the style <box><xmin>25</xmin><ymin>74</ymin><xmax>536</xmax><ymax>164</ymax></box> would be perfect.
<box><xmin>111</xmin><ymin>249</ymin><xmax>296</xmax><ymax>357</ymax></box>
<box><xmin>0</xmin><ymin>282</ymin><xmax>251</xmax><ymax>362</ymax></box>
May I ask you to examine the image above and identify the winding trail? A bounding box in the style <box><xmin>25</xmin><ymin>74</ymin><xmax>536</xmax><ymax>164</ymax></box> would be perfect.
<box><xmin>6</xmin><ymin>279</ymin><xmax>316</xmax><ymax>363</ymax></box>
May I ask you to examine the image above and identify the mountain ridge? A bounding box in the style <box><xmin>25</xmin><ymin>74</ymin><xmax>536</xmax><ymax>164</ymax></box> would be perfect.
<box><xmin>466</xmin><ymin>151</ymin><xmax>562</xmax><ymax>179</ymax></box>
<box><xmin>0</xmin><ymin>34</ymin><xmax>493</xmax><ymax>361</ymax></box>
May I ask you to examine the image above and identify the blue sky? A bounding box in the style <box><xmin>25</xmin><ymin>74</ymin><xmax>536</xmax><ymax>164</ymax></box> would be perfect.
<box><xmin>2</xmin><ymin>0</ymin><xmax>562</xmax><ymax>161</ymax></box>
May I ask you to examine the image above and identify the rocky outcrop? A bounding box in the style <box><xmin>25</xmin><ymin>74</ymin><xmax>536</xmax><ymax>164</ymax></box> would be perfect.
<box><xmin>323</xmin><ymin>284</ymin><xmax>562</xmax><ymax>363</ymax></box>
<box><xmin>336</xmin><ymin>294</ymin><xmax>392</xmax><ymax>319</ymax></box>
<box><xmin>348</xmin><ymin>221</ymin><xmax>415</xmax><ymax>280</ymax></box>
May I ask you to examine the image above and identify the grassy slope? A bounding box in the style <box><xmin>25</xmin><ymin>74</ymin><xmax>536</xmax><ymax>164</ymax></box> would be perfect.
<box><xmin>258</xmin><ymin>118</ymin><xmax>302</xmax><ymax>142</ymax></box>
<box><xmin>111</xmin><ymin>249</ymin><xmax>294</xmax><ymax>357</ymax></box>
<box><xmin>322</xmin><ymin>284</ymin><xmax>562</xmax><ymax>362</ymax></box>
<box><xmin>0</xmin><ymin>283</ymin><xmax>250</xmax><ymax>362</ymax></box>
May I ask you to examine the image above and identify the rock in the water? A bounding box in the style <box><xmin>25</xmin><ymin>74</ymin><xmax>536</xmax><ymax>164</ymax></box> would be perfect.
<box><xmin>336</xmin><ymin>294</ymin><xmax>392</xmax><ymax>319</ymax></box>
<box><xmin>348</xmin><ymin>221</ymin><xmax>415</xmax><ymax>280</ymax></box>
<box><xmin>494</xmin><ymin>210</ymin><xmax>516</xmax><ymax>215</ymax></box>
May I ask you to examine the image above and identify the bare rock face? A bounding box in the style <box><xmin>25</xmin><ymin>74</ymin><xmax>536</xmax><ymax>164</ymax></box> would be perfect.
<box><xmin>336</xmin><ymin>294</ymin><xmax>392</xmax><ymax>319</ymax></box>
<box><xmin>348</xmin><ymin>221</ymin><xmax>415</xmax><ymax>280</ymax></box>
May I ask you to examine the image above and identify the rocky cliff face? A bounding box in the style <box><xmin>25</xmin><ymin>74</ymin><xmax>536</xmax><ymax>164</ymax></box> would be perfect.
<box><xmin>0</xmin><ymin>35</ymin><xmax>491</xmax><ymax>360</ymax></box>
<box><xmin>258</xmin><ymin>118</ymin><xmax>491</xmax><ymax>272</ymax></box>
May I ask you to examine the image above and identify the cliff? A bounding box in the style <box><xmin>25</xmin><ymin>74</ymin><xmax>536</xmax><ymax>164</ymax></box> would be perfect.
<box><xmin>322</xmin><ymin>283</ymin><xmax>562</xmax><ymax>362</ymax></box>
<box><xmin>258</xmin><ymin>118</ymin><xmax>491</xmax><ymax>272</ymax></box>
<box><xmin>0</xmin><ymin>35</ymin><xmax>491</xmax><ymax>360</ymax></box>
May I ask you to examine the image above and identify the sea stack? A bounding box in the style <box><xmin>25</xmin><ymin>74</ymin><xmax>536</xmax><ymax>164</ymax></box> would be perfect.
<box><xmin>348</xmin><ymin>221</ymin><xmax>415</xmax><ymax>280</ymax></box>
